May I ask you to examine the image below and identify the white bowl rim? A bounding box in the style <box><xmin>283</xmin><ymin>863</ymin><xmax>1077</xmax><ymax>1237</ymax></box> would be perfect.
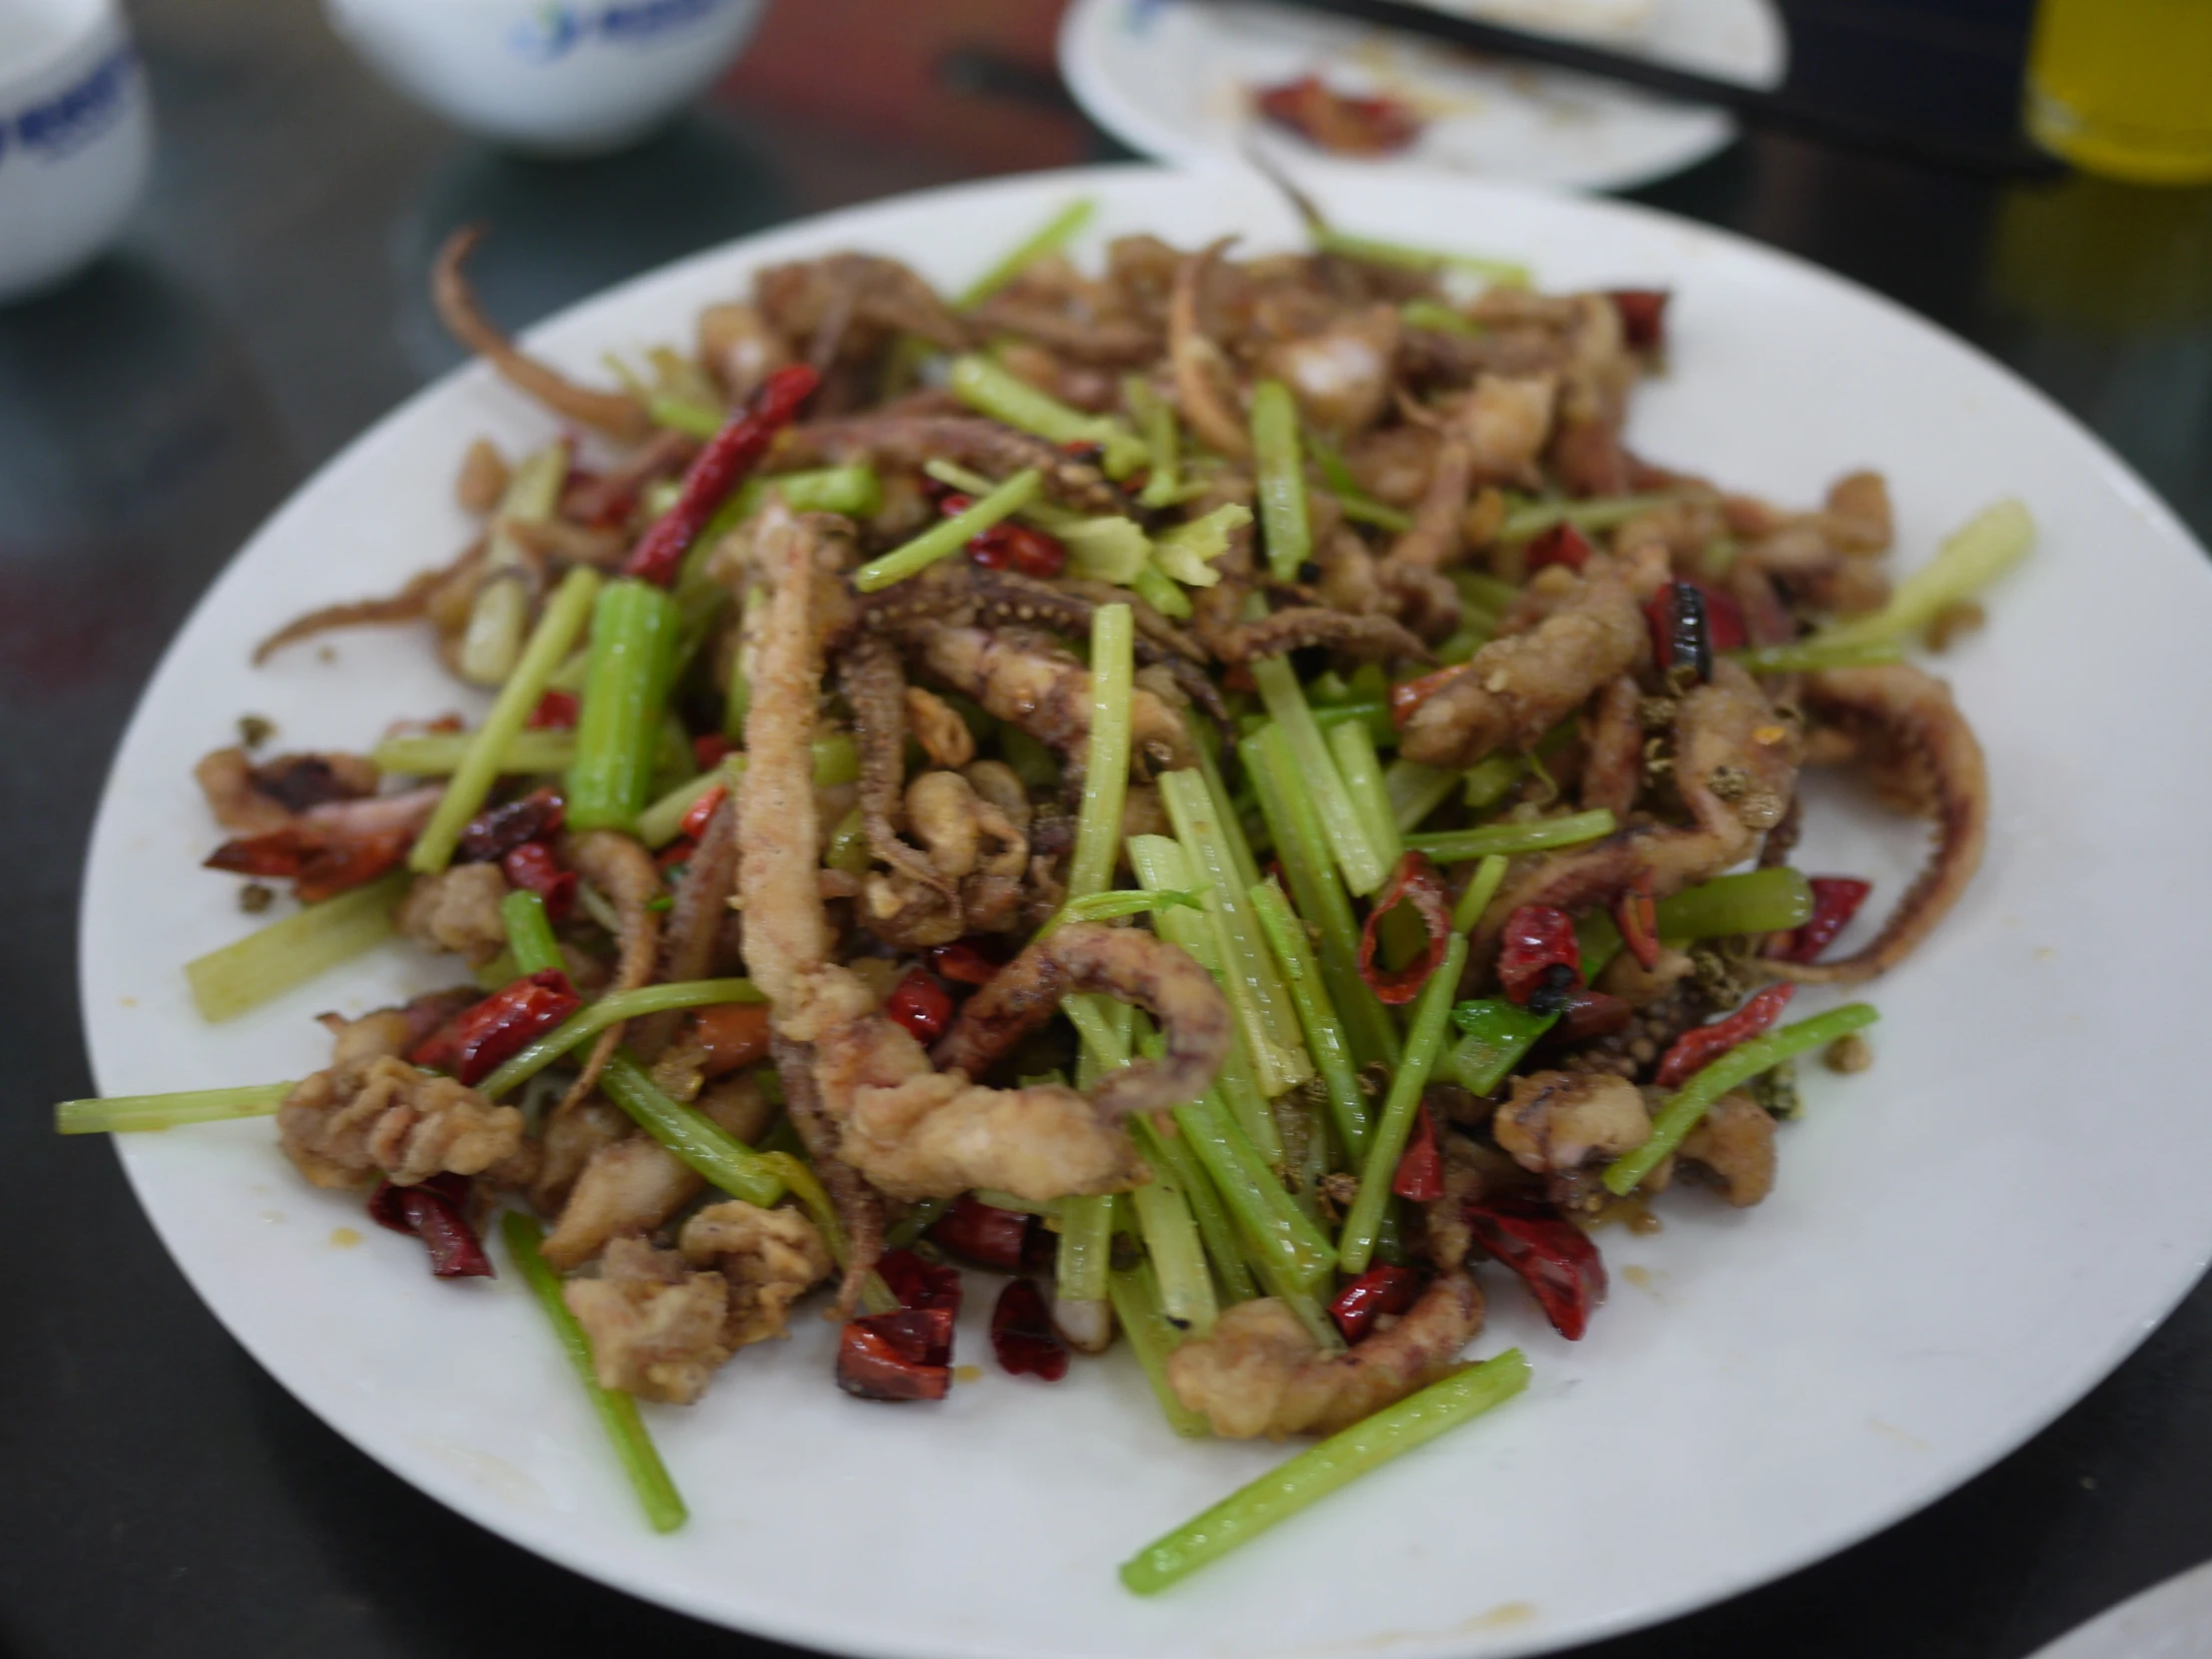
<box><xmin>0</xmin><ymin>0</ymin><xmax>121</xmax><ymax>94</ymax></box>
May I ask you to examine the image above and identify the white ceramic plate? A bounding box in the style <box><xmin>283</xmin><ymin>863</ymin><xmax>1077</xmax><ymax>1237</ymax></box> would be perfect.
<box><xmin>80</xmin><ymin>163</ymin><xmax>2212</xmax><ymax>1659</ymax></box>
<box><xmin>2031</xmin><ymin>1561</ymin><xmax>2212</xmax><ymax>1659</ymax></box>
<box><xmin>1059</xmin><ymin>0</ymin><xmax>1786</xmax><ymax>195</ymax></box>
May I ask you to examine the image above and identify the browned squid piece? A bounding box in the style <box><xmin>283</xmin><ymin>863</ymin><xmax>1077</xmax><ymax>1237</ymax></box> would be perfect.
<box><xmin>1763</xmin><ymin>664</ymin><xmax>1987</xmax><ymax>985</ymax></box>
<box><xmin>754</xmin><ymin>253</ymin><xmax>971</xmax><ymax>384</ymax></box>
<box><xmin>1167</xmin><ymin>1274</ymin><xmax>1485</xmax><ymax>1439</ymax></box>
<box><xmin>738</xmin><ymin>505</ymin><xmax>1232</xmax><ymax>1218</ymax></box>
<box><xmin>1467</xmin><ymin>658</ymin><xmax>1805</xmax><ymax>972</ymax></box>
<box><xmin>1400</xmin><ymin>543</ymin><xmax>1669</xmax><ymax>769</ymax></box>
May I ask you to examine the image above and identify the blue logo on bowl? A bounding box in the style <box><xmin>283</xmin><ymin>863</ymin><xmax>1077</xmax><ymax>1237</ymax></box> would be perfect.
<box><xmin>0</xmin><ymin>46</ymin><xmax>138</xmax><ymax>170</ymax></box>
<box><xmin>509</xmin><ymin>0</ymin><xmax>724</xmax><ymax>62</ymax></box>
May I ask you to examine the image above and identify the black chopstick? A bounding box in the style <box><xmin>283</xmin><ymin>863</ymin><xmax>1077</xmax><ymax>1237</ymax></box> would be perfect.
<box><xmin>1198</xmin><ymin>0</ymin><xmax>2064</xmax><ymax>180</ymax></box>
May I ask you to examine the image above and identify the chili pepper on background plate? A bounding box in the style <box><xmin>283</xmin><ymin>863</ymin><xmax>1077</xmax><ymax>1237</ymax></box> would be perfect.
<box><xmin>1462</xmin><ymin>1194</ymin><xmax>1606</xmax><ymax>1340</ymax></box>
<box><xmin>1654</xmin><ymin>982</ymin><xmax>1797</xmax><ymax>1088</ymax></box>
<box><xmin>623</xmin><ymin>363</ymin><xmax>821</xmax><ymax>587</ymax></box>
<box><xmin>408</xmin><ymin>969</ymin><xmax>582</xmax><ymax>1086</ymax></box>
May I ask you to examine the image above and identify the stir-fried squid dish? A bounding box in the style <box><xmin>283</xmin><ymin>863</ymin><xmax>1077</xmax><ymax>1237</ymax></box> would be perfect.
<box><xmin>65</xmin><ymin>199</ymin><xmax>2031</xmax><ymax>1589</ymax></box>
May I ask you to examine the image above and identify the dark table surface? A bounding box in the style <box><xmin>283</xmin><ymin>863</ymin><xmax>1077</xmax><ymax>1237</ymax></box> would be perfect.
<box><xmin>7</xmin><ymin>2</ymin><xmax>2211</xmax><ymax>1655</ymax></box>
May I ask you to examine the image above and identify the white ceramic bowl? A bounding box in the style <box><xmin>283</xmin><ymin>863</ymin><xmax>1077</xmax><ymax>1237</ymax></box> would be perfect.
<box><xmin>0</xmin><ymin>0</ymin><xmax>152</xmax><ymax>304</ymax></box>
<box><xmin>321</xmin><ymin>0</ymin><xmax>768</xmax><ymax>157</ymax></box>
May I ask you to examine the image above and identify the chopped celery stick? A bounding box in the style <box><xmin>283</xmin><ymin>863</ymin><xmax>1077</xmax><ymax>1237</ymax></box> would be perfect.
<box><xmin>954</xmin><ymin>196</ymin><xmax>1094</xmax><ymax>308</ymax></box>
<box><xmin>948</xmin><ymin>355</ymin><xmax>1146</xmax><ymax>478</ymax></box>
<box><xmin>1807</xmin><ymin>497</ymin><xmax>2033</xmax><ymax>650</ymax></box>
<box><xmin>57</xmin><ymin>1082</ymin><xmax>291</xmax><ymax>1134</ymax></box>
<box><xmin>1408</xmin><ymin>809</ymin><xmax>1616</xmax><ymax>863</ymax></box>
<box><xmin>1250</xmin><ymin>878</ymin><xmax>1371</xmax><ymax>1163</ymax></box>
<box><xmin>1497</xmin><ymin>492</ymin><xmax>1684</xmax><ymax>543</ymax></box>
<box><xmin>458</xmin><ymin>442</ymin><xmax>567</xmax><ymax>686</ymax></box>
<box><xmin>1339</xmin><ymin>933</ymin><xmax>1468</xmax><ymax>1275</ymax></box>
<box><xmin>1316</xmin><ymin>229</ymin><xmax>1530</xmax><ymax>287</ymax></box>
<box><xmin>186</xmin><ymin>871</ymin><xmax>408</xmax><ymax>1022</ymax></box>
<box><xmin>1328</xmin><ymin>719</ymin><xmax>1403</xmax><ymax>867</ymax></box>
<box><xmin>1730</xmin><ymin>639</ymin><xmax>1905</xmax><ymax>675</ymax></box>
<box><xmin>853</xmin><ymin>468</ymin><xmax>1040</xmax><ymax>591</ymax></box>
<box><xmin>648</xmin><ymin>395</ymin><xmax>723</xmax><ymax>439</ymax></box>
<box><xmin>1249</xmin><ymin>381</ymin><xmax>1311</xmax><ymax>583</ymax></box>
<box><xmin>1126</xmin><ymin>375</ymin><xmax>1183</xmax><ymax>510</ymax></box>
<box><xmin>1251</xmin><ymin>656</ymin><xmax>1386</xmax><ymax>895</ymax></box>
<box><xmin>1450</xmin><ymin>852</ymin><xmax>1510</xmax><ymax>933</ymax></box>
<box><xmin>1384</xmin><ymin>759</ymin><xmax>1459</xmax><ymax>834</ymax></box>
<box><xmin>1108</xmin><ymin>1263</ymin><xmax>1210</xmax><ymax>1437</ymax></box>
<box><xmin>1399</xmin><ymin>297</ymin><xmax>1480</xmax><ymax>336</ymax></box>
<box><xmin>599</xmin><ymin>1052</ymin><xmax>785</xmax><ymax>1207</ymax></box>
<box><xmin>1440</xmin><ymin>998</ymin><xmax>1555</xmax><ymax>1095</ymax></box>
<box><xmin>1131</xmin><ymin>1160</ymin><xmax>1217</xmax><ymax>1336</ymax></box>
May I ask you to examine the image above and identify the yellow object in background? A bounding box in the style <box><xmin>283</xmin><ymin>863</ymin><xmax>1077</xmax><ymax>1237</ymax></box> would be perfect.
<box><xmin>2026</xmin><ymin>0</ymin><xmax>2212</xmax><ymax>185</ymax></box>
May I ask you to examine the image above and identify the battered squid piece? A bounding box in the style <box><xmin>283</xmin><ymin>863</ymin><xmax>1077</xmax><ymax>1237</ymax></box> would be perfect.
<box><xmin>910</xmin><ymin>625</ymin><xmax>1198</xmax><ymax>779</ymax></box>
<box><xmin>968</xmin><ymin>290</ymin><xmax>1161</xmax><ymax>366</ymax></box>
<box><xmin>1764</xmin><ymin>665</ymin><xmax>1987</xmax><ymax>984</ymax></box>
<box><xmin>548</xmin><ymin>830</ymin><xmax>663</xmax><ymax>1115</ymax></box>
<box><xmin>562</xmin><ymin>1238</ymin><xmax>733</xmax><ymax>1404</ymax></box>
<box><xmin>253</xmin><ymin>541</ymin><xmax>487</xmax><ymax>663</ymax></box>
<box><xmin>1468</xmin><ymin>660</ymin><xmax>1804</xmax><ymax>967</ymax></box>
<box><xmin>1166</xmin><ymin>1274</ymin><xmax>1485</xmax><ymax>1439</ymax></box>
<box><xmin>839</xmin><ymin>632</ymin><xmax>949</xmax><ymax>895</ymax></box>
<box><xmin>739</xmin><ymin>506</ymin><xmax>1228</xmax><ymax>1208</ymax></box>
<box><xmin>540</xmin><ymin>1137</ymin><xmax>703</xmax><ymax>1271</ymax></box>
<box><xmin>1675</xmin><ymin>1091</ymin><xmax>1776</xmax><ymax>1206</ymax></box>
<box><xmin>1263</xmin><ymin>304</ymin><xmax>1399</xmax><ymax>435</ymax></box>
<box><xmin>1491</xmin><ymin>1071</ymin><xmax>1651</xmax><ymax>1196</ymax></box>
<box><xmin>698</xmin><ymin>301</ymin><xmax>791</xmax><ymax>403</ymax></box>
<box><xmin>195</xmin><ymin>748</ymin><xmax>380</xmax><ymax>835</ymax></box>
<box><xmin>631</xmin><ymin>793</ymin><xmax>740</xmax><ymax>1061</ymax></box>
<box><xmin>1400</xmin><ymin>546</ymin><xmax>1668</xmax><ymax>768</ymax></box>
<box><xmin>1169</xmin><ymin>238</ymin><xmax>1252</xmax><ymax>459</ymax></box>
<box><xmin>755</xmin><ymin>253</ymin><xmax>971</xmax><ymax>367</ymax></box>
<box><xmin>1579</xmin><ymin>676</ymin><xmax>1644</xmax><ymax>819</ymax></box>
<box><xmin>278</xmin><ymin>1010</ymin><xmax>523</xmax><ymax>1192</ymax></box>
<box><xmin>771</xmin><ymin>414</ymin><xmax>1122</xmax><ymax>514</ymax></box>
<box><xmin>679</xmin><ymin>1201</ymin><xmax>835</xmax><ymax>1346</ymax></box>
<box><xmin>432</xmin><ymin>227</ymin><xmax>650</xmax><ymax>441</ymax></box>
<box><xmin>1208</xmin><ymin>606</ymin><xmax>1430</xmax><ymax>666</ymax></box>
<box><xmin>396</xmin><ymin>862</ymin><xmax>511</xmax><ymax>968</ymax></box>
<box><xmin>773</xmin><ymin>1035</ymin><xmax>887</xmax><ymax>1317</ymax></box>
<box><xmin>865</xmin><ymin>771</ymin><xmax>1030</xmax><ymax>946</ymax></box>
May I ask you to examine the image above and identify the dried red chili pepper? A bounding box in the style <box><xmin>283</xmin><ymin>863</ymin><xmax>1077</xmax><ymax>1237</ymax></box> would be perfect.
<box><xmin>1524</xmin><ymin>522</ymin><xmax>1594</xmax><ymax>574</ymax></box>
<box><xmin>206</xmin><ymin>826</ymin><xmax>412</xmax><ymax>903</ymax></box>
<box><xmin>500</xmin><ymin>839</ymin><xmax>576</xmax><ymax>921</ymax></box>
<box><xmin>930</xmin><ymin>1193</ymin><xmax>1034</xmax><ymax>1271</ymax></box>
<box><xmin>1654</xmin><ymin>982</ymin><xmax>1797</xmax><ymax>1089</ymax></box>
<box><xmin>1615</xmin><ymin>868</ymin><xmax>1661</xmax><ymax>971</ymax></box>
<box><xmin>623</xmin><ymin>363</ymin><xmax>821</xmax><ymax>587</ymax></box>
<box><xmin>885</xmin><ymin>969</ymin><xmax>954</xmax><ymax>1042</ymax></box>
<box><xmin>458</xmin><ymin>787</ymin><xmax>564</xmax><ymax>863</ymax></box>
<box><xmin>1255</xmin><ymin>74</ymin><xmax>1424</xmax><ymax>156</ymax></box>
<box><xmin>1770</xmin><ymin>876</ymin><xmax>1873</xmax><ymax>963</ymax></box>
<box><xmin>689</xmin><ymin>1002</ymin><xmax>773</xmax><ymax>1079</ymax></box>
<box><xmin>1391</xmin><ymin>1101</ymin><xmax>1444</xmax><ymax>1202</ymax></box>
<box><xmin>923</xmin><ymin>939</ymin><xmax>1001</xmax><ymax>987</ymax></box>
<box><xmin>836</xmin><ymin>1308</ymin><xmax>953</xmax><ymax>1401</ymax></box>
<box><xmin>408</xmin><ymin>969</ymin><xmax>582</xmax><ymax>1087</ymax></box>
<box><xmin>366</xmin><ymin>1173</ymin><xmax>493</xmax><ymax>1279</ymax></box>
<box><xmin>1328</xmin><ymin>1264</ymin><xmax>1424</xmax><ymax>1344</ymax></box>
<box><xmin>965</xmin><ymin>521</ymin><xmax>1068</xmax><ymax>579</ymax></box>
<box><xmin>655</xmin><ymin>839</ymin><xmax>694</xmax><ymax>879</ymax></box>
<box><xmin>692</xmin><ymin>733</ymin><xmax>735</xmax><ymax>772</ymax></box>
<box><xmin>678</xmin><ymin>784</ymin><xmax>729</xmax><ymax>842</ymax></box>
<box><xmin>990</xmin><ymin>1278</ymin><xmax>1069</xmax><ymax>1381</ymax></box>
<box><xmin>1359</xmin><ymin>851</ymin><xmax>1452</xmax><ymax>1006</ymax></box>
<box><xmin>1496</xmin><ymin>904</ymin><xmax>1581</xmax><ymax>1009</ymax></box>
<box><xmin>1462</xmin><ymin>1194</ymin><xmax>1606</xmax><ymax>1341</ymax></box>
<box><xmin>1607</xmin><ymin>289</ymin><xmax>1671</xmax><ymax>352</ymax></box>
<box><xmin>527</xmin><ymin>690</ymin><xmax>579</xmax><ymax>730</ymax></box>
<box><xmin>1388</xmin><ymin>661</ymin><xmax>1477</xmax><ymax>729</ymax></box>
<box><xmin>875</xmin><ymin>1248</ymin><xmax>963</xmax><ymax>1315</ymax></box>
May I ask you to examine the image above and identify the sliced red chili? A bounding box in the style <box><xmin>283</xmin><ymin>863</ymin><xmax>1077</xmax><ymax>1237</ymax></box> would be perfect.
<box><xmin>1607</xmin><ymin>288</ymin><xmax>1671</xmax><ymax>352</ymax></box>
<box><xmin>885</xmin><ymin>969</ymin><xmax>954</xmax><ymax>1042</ymax></box>
<box><xmin>1654</xmin><ymin>982</ymin><xmax>1797</xmax><ymax>1088</ymax></box>
<box><xmin>624</xmin><ymin>363</ymin><xmax>821</xmax><ymax>587</ymax></box>
<box><xmin>1391</xmin><ymin>1101</ymin><xmax>1444</xmax><ymax>1202</ymax></box>
<box><xmin>836</xmin><ymin>1308</ymin><xmax>953</xmax><ymax>1401</ymax></box>
<box><xmin>923</xmin><ymin>939</ymin><xmax>1002</xmax><ymax>987</ymax></box>
<box><xmin>978</xmin><ymin>522</ymin><xmax>1065</xmax><ymax>580</ymax></box>
<box><xmin>990</xmin><ymin>1278</ymin><xmax>1069</xmax><ymax>1381</ymax></box>
<box><xmin>1462</xmin><ymin>1194</ymin><xmax>1606</xmax><ymax>1341</ymax></box>
<box><xmin>1255</xmin><ymin>74</ymin><xmax>1423</xmax><ymax>156</ymax></box>
<box><xmin>1388</xmin><ymin>661</ymin><xmax>1477</xmax><ymax>729</ymax></box>
<box><xmin>1770</xmin><ymin>876</ymin><xmax>1873</xmax><ymax>963</ymax></box>
<box><xmin>875</xmin><ymin>1247</ymin><xmax>963</xmax><ymax>1315</ymax></box>
<box><xmin>366</xmin><ymin>1174</ymin><xmax>493</xmax><ymax>1279</ymax></box>
<box><xmin>1329</xmin><ymin>1264</ymin><xmax>1424</xmax><ymax>1344</ymax></box>
<box><xmin>407</xmin><ymin>969</ymin><xmax>581</xmax><ymax>1087</ymax></box>
<box><xmin>205</xmin><ymin>825</ymin><xmax>411</xmax><ymax>903</ymax></box>
<box><xmin>929</xmin><ymin>1194</ymin><xmax>1034</xmax><ymax>1272</ymax></box>
<box><xmin>1524</xmin><ymin>522</ymin><xmax>1594</xmax><ymax>574</ymax></box>
<box><xmin>458</xmin><ymin>787</ymin><xmax>564</xmax><ymax>863</ymax></box>
<box><xmin>1359</xmin><ymin>851</ymin><xmax>1452</xmax><ymax>1006</ymax></box>
<box><xmin>678</xmin><ymin>784</ymin><xmax>729</xmax><ymax>842</ymax></box>
<box><xmin>692</xmin><ymin>733</ymin><xmax>735</xmax><ymax>772</ymax></box>
<box><xmin>1496</xmin><ymin>904</ymin><xmax>1581</xmax><ymax>1009</ymax></box>
<box><xmin>500</xmin><ymin>839</ymin><xmax>576</xmax><ymax>921</ymax></box>
<box><xmin>1615</xmin><ymin>868</ymin><xmax>1660</xmax><ymax>971</ymax></box>
<box><xmin>655</xmin><ymin>839</ymin><xmax>695</xmax><ymax>879</ymax></box>
<box><xmin>527</xmin><ymin>689</ymin><xmax>579</xmax><ymax>730</ymax></box>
